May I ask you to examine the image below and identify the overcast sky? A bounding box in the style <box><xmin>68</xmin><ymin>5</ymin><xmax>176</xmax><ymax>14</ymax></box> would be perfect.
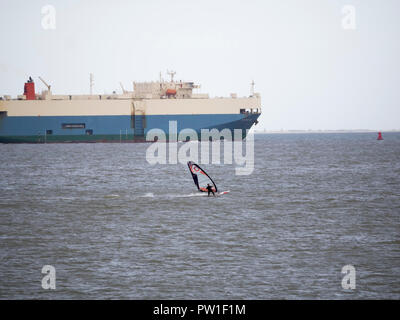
<box><xmin>0</xmin><ymin>0</ymin><xmax>399</xmax><ymax>130</ymax></box>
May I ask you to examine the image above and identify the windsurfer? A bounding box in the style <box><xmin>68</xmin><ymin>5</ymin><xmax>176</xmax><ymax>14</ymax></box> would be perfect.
<box><xmin>206</xmin><ymin>184</ymin><xmax>215</xmax><ymax>197</ymax></box>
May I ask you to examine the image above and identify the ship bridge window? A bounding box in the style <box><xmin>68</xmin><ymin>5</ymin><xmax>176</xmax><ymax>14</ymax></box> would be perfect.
<box><xmin>62</xmin><ymin>123</ymin><xmax>86</xmax><ymax>129</ymax></box>
<box><xmin>86</xmin><ymin>129</ymin><xmax>93</xmax><ymax>135</ymax></box>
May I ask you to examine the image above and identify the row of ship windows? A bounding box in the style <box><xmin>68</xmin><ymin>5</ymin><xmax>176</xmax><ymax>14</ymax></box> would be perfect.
<box><xmin>2</xmin><ymin>111</ymin><xmax>259</xmax><ymax>120</ymax></box>
<box><xmin>240</xmin><ymin>108</ymin><xmax>260</xmax><ymax>114</ymax></box>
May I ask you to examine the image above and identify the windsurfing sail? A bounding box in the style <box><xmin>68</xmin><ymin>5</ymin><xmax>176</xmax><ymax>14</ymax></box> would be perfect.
<box><xmin>187</xmin><ymin>161</ymin><xmax>218</xmax><ymax>193</ymax></box>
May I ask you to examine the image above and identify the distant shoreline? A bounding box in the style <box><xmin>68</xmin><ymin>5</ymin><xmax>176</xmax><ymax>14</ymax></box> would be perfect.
<box><xmin>253</xmin><ymin>130</ymin><xmax>400</xmax><ymax>134</ymax></box>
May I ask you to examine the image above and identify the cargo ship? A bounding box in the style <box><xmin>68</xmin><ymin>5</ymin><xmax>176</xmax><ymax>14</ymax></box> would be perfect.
<box><xmin>0</xmin><ymin>73</ymin><xmax>261</xmax><ymax>143</ymax></box>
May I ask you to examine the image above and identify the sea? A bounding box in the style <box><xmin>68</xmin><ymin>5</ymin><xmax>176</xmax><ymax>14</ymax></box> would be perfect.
<box><xmin>0</xmin><ymin>132</ymin><xmax>399</xmax><ymax>299</ymax></box>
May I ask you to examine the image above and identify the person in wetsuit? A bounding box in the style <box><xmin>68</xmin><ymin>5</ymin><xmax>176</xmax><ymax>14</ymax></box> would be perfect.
<box><xmin>206</xmin><ymin>184</ymin><xmax>215</xmax><ymax>197</ymax></box>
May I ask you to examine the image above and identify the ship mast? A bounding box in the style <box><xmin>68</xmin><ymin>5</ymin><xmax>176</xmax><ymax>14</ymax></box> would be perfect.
<box><xmin>167</xmin><ymin>70</ymin><xmax>176</xmax><ymax>83</ymax></box>
<box><xmin>250</xmin><ymin>80</ymin><xmax>255</xmax><ymax>96</ymax></box>
<box><xmin>90</xmin><ymin>73</ymin><xmax>94</xmax><ymax>95</ymax></box>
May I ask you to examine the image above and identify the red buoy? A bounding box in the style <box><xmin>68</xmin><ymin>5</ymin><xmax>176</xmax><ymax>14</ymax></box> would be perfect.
<box><xmin>377</xmin><ymin>132</ymin><xmax>383</xmax><ymax>140</ymax></box>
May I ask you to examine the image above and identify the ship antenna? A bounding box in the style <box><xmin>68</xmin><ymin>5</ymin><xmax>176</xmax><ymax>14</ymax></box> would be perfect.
<box><xmin>251</xmin><ymin>80</ymin><xmax>255</xmax><ymax>96</ymax></box>
<box><xmin>90</xmin><ymin>73</ymin><xmax>94</xmax><ymax>95</ymax></box>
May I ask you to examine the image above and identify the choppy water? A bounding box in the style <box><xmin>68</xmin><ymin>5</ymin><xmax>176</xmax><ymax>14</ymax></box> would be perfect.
<box><xmin>0</xmin><ymin>133</ymin><xmax>399</xmax><ymax>299</ymax></box>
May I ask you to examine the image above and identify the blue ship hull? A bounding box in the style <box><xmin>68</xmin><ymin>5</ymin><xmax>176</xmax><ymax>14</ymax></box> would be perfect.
<box><xmin>0</xmin><ymin>113</ymin><xmax>260</xmax><ymax>143</ymax></box>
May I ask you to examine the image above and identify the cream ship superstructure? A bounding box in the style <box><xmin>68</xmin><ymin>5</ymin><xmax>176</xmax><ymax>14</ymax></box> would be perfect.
<box><xmin>0</xmin><ymin>73</ymin><xmax>261</xmax><ymax>143</ymax></box>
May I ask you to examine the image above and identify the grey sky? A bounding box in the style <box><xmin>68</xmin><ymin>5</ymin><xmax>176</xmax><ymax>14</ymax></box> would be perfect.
<box><xmin>0</xmin><ymin>0</ymin><xmax>399</xmax><ymax>130</ymax></box>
